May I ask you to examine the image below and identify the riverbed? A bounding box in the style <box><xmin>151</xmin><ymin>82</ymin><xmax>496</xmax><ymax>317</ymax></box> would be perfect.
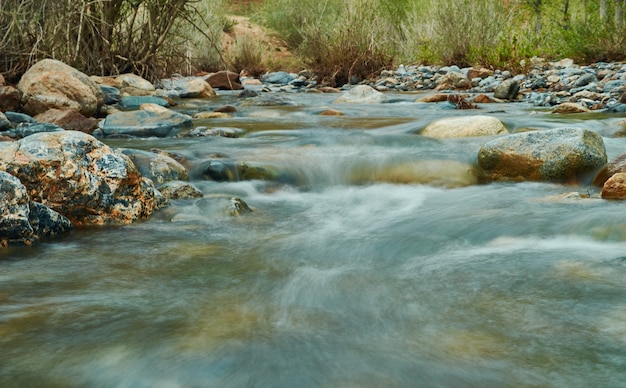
<box><xmin>2</xmin><ymin>91</ymin><xmax>626</xmax><ymax>387</ymax></box>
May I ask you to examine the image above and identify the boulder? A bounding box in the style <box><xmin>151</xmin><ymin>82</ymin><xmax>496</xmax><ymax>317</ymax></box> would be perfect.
<box><xmin>0</xmin><ymin>130</ymin><xmax>165</xmax><ymax>225</ymax></box>
<box><xmin>34</xmin><ymin>109</ymin><xmax>99</xmax><ymax>133</ymax></box>
<box><xmin>418</xmin><ymin>94</ymin><xmax>449</xmax><ymax>103</ymax></box>
<box><xmin>334</xmin><ymin>85</ymin><xmax>387</xmax><ymax>104</ymax></box>
<box><xmin>116</xmin><ymin>73</ymin><xmax>155</xmax><ymax>95</ymax></box>
<box><xmin>17</xmin><ymin>59</ymin><xmax>104</xmax><ymax>117</ymax></box>
<box><xmin>0</xmin><ymin>86</ymin><xmax>21</xmax><ymax>112</ymax></box>
<box><xmin>494</xmin><ymin>79</ymin><xmax>520</xmax><ymax>100</ymax></box>
<box><xmin>99</xmin><ymin>84</ymin><xmax>121</xmax><ymax>105</ymax></box>
<box><xmin>601</xmin><ymin>173</ymin><xmax>626</xmax><ymax>199</ymax></box>
<box><xmin>120</xmin><ymin>148</ymin><xmax>189</xmax><ymax>185</ymax></box>
<box><xmin>100</xmin><ymin>107</ymin><xmax>192</xmax><ymax>137</ymax></box>
<box><xmin>4</xmin><ymin>112</ymin><xmax>36</xmax><ymax>126</ymax></box>
<box><xmin>478</xmin><ymin>128</ymin><xmax>607</xmax><ymax>182</ymax></box>
<box><xmin>261</xmin><ymin>71</ymin><xmax>295</xmax><ymax>85</ymax></box>
<box><xmin>160</xmin><ymin>76</ymin><xmax>216</xmax><ymax>98</ymax></box>
<box><xmin>159</xmin><ymin>181</ymin><xmax>203</xmax><ymax>199</ymax></box>
<box><xmin>0</xmin><ymin>171</ymin><xmax>72</xmax><ymax>246</ymax></box>
<box><xmin>421</xmin><ymin>115</ymin><xmax>508</xmax><ymax>139</ymax></box>
<box><xmin>206</xmin><ymin>71</ymin><xmax>243</xmax><ymax>90</ymax></box>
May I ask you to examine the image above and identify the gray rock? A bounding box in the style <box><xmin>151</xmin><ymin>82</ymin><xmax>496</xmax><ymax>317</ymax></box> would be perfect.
<box><xmin>4</xmin><ymin>112</ymin><xmax>36</xmax><ymax>126</ymax></box>
<box><xmin>262</xmin><ymin>71</ymin><xmax>296</xmax><ymax>85</ymax></box>
<box><xmin>101</xmin><ymin>109</ymin><xmax>192</xmax><ymax>137</ymax></box>
<box><xmin>118</xmin><ymin>96</ymin><xmax>171</xmax><ymax>110</ymax></box>
<box><xmin>158</xmin><ymin>181</ymin><xmax>203</xmax><ymax>200</ymax></box>
<box><xmin>0</xmin><ymin>112</ymin><xmax>10</xmax><ymax>131</ymax></box>
<box><xmin>120</xmin><ymin>148</ymin><xmax>189</xmax><ymax>185</ymax></box>
<box><xmin>494</xmin><ymin>79</ymin><xmax>520</xmax><ymax>100</ymax></box>
<box><xmin>478</xmin><ymin>128</ymin><xmax>607</xmax><ymax>182</ymax></box>
<box><xmin>5</xmin><ymin>123</ymin><xmax>65</xmax><ymax>139</ymax></box>
<box><xmin>334</xmin><ymin>85</ymin><xmax>387</xmax><ymax>104</ymax></box>
<box><xmin>574</xmin><ymin>73</ymin><xmax>597</xmax><ymax>87</ymax></box>
<box><xmin>99</xmin><ymin>84</ymin><xmax>121</xmax><ymax>105</ymax></box>
<box><xmin>160</xmin><ymin>76</ymin><xmax>216</xmax><ymax>98</ymax></box>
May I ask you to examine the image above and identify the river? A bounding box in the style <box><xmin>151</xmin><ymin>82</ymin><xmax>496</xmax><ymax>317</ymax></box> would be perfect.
<box><xmin>2</xmin><ymin>91</ymin><xmax>626</xmax><ymax>387</ymax></box>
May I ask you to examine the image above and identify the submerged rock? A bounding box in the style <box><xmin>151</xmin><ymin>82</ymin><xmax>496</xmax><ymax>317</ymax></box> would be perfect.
<box><xmin>478</xmin><ymin>128</ymin><xmax>607</xmax><ymax>182</ymax></box>
<box><xmin>0</xmin><ymin>130</ymin><xmax>165</xmax><ymax>225</ymax></box>
<box><xmin>334</xmin><ymin>85</ymin><xmax>387</xmax><ymax>104</ymax></box>
<box><xmin>367</xmin><ymin>160</ymin><xmax>478</xmax><ymax>188</ymax></box>
<box><xmin>421</xmin><ymin>115</ymin><xmax>508</xmax><ymax>139</ymax></box>
<box><xmin>159</xmin><ymin>181</ymin><xmax>203</xmax><ymax>200</ymax></box>
<box><xmin>120</xmin><ymin>148</ymin><xmax>189</xmax><ymax>185</ymax></box>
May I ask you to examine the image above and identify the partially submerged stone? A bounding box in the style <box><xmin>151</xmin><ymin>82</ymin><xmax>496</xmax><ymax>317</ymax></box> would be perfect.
<box><xmin>478</xmin><ymin>128</ymin><xmax>607</xmax><ymax>182</ymax></box>
<box><xmin>334</xmin><ymin>85</ymin><xmax>387</xmax><ymax>104</ymax></box>
<box><xmin>421</xmin><ymin>115</ymin><xmax>508</xmax><ymax>139</ymax></box>
<box><xmin>120</xmin><ymin>148</ymin><xmax>189</xmax><ymax>185</ymax></box>
<box><xmin>602</xmin><ymin>173</ymin><xmax>626</xmax><ymax>199</ymax></box>
<box><xmin>101</xmin><ymin>108</ymin><xmax>192</xmax><ymax>137</ymax></box>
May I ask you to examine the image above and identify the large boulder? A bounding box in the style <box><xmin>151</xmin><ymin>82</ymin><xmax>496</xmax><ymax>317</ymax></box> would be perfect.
<box><xmin>100</xmin><ymin>105</ymin><xmax>192</xmax><ymax>137</ymax></box>
<box><xmin>0</xmin><ymin>171</ymin><xmax>72</xmax><ymax>246</ymax></box>
<box><xmin>0</xmin><ymin>131</ymin><xmax>165</xmax><ymax>225</ymax></box>
<box><xmin>120</xmin><ymin>148</ymin><xmax>189</xmax><ymax>185</ymax></box>
<box><xmin>421</xmin><ymin>115</ymin><xmax>508</xmax><ymax>138</ymax></box>
<box><xmin>17</xmin><ymin>59</ymin><xmax>104</xmax><ymax>117</ymax></box>
<box><xmin>116</xmin><ymin>73</ymin><xmax>155</xmax><ymax>96</ymax></box>
<box><xmin>334</xmin><ymin>85</ymin><xmax>387</xmax><ymax>104</ymax></box>
<box><xmin>478</xmin><ymin>128</ymin><xmax>607</xmax><ymax>182</ymax></box>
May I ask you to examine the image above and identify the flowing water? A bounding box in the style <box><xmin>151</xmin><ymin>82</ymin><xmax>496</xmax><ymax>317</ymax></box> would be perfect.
<box><xmin>2</xmin><ymin>92</ymin><xmax>626</xmax><ymax>387</ymax></box>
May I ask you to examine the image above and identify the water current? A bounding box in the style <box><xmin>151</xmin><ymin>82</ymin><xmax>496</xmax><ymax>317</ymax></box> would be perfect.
<box><xmin>2</xmin><ymin>92</ymin><xmax>626</xmax><ymax>387</ymax></box>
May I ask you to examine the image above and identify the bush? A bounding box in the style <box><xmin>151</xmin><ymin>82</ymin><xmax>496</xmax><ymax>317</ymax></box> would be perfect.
<box><xmin>0</xmin><ymin>0</ymin><xmax>230</xmax><ymax>81</ymax></box>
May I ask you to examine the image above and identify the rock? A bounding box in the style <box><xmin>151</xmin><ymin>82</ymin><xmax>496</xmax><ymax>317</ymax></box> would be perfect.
<box><xmin>214</xmin><ymin>105</ymin><xmax>237</xmax><ymax>113</ymax></box>
<box><xmin>193</xmin><ymin>112</ymin><xmax>233</xmax><ymax>119</ymax></box>
<box><xmin>120</xmin><ymin>148</ymin><xmax>188</xmax><ymax>185</ymax></box>
<box><xmin>601</xmin><ymin>173</ymin><xmax>626</xmax><ymax>199</ymax></box>
<box><xmin>194</xmin><ymin>159</ymin><xmax>240</xmax><ymax>181</ymax></box>
<box><xmin>494</xmin><ymin>79</ymin><xmax>520</xmax><ymax>100</ymax></box>
<box><xmin>467</xmin><ymin>67</ymin><xmax>494</xmax><ymax>80</ymax></box>
<box><xmin>17</xmin><ymin>59</ymin><xmax>104</xmax><ymax>117</ymax></box>
<box><xmin>447</xmin><ymin>95</ymin><xmax>478</xmax><ymax>109</ymax></box>
<box><xmin>437</xmin><ymin>71</ymin><xmax>470</xmax><ymax>89</ymax></box>
<box><xmin>473</xmin><ymin>94</ymin><xmax>494</xmax><ymax>103</ymax></box>
<box><xmin>118</xmin><ymin>95</ymin><xmax>171</xmax><ymax>110</ymax></box>
<box><xmin>238</xmin><ymin>89</ymin><xmax>259</xmax><ymax>98</ymax></box>
<box><xmin>418</xmin><ymin>94</ymin><xmax>449</xmax><ymax>103</ymax></box>
<box><xmin>0</xmin><ymin>86</ymin><xmax>21</xmax><ymax>112</ymax></box>
<box><xmin>551</xmin><ymin>102</ymin><xmax>590</xmax><ymax>114</ymax></box>
<box><xmin>99</xmin><ymin>84</ymin><xmax>121</xmax><ymax>105</ymax></box>
<box><xmin>158</xmin><ymin>181</ymin><xmax>203</xmax><ymax>199</ymax></box>
<box><xmin>320</xmin><ymin>109</ymin><xmax>344</xmax><ymax>116</ymax></box>
<box><xmin>593</xmin><ymin>153</ymin><xmax>626</xmax><ymax>186</ymax></box>
<box><xmin>206</xmin><ymin>71</ymin><xmax>243</xmax><ymax>90</ymax></box>
<box><xmin>160</xmin><ymin>76</ymin><xmax>216</xmax><ymax>98</ymax></box>
<box><xmin>241</xmin><ymin>94</ymin><xmax>298</xmax><ymax>106</ymax></box>
<box><xmin>0</xmin><ymin>131</ymin><xmax>164</xmax><ymax>225</ymax></box>
<box><xmin>0</xmin><ymin>112</ymin><xmax>10</xmax><ymax>131</ymax></box>
<box><xmin>261</xmin><ymin>71</ymin><xmax>295</xmax><ymax>85</ymax></box>
<box><xmin>4</xmin><ymin>123</ymin><xmax>65</xmax><ymax>139</ymax></box>
<box><xmin>227</xmin><ymin>197</ymin><xmax>253</xmax><ymax>216</ymax></box>
<box><xmin>574</xmin><ymin>73</ymin><xmax>597</xmax><ymax>87</ymax></box>
<box><xmin>1</xmin><ymin>170</ymin><xmax>72</xmax><ymax>246</ymax></box>
<box><xmin>34</xmin><ymin>109</ymin><xmax>99</xmax><ymax>133</ymax></box>
<box><xmin>4</xmin><ymin>112</ymin><xmax>36</xmax><ymax>126</ymax></box>
<box><xmin>620</xmin><ymin>92</ymin><xmax>626</xmax><ymax>104</ymax></box>
<box><xmin>0</xmin><ymin>73</ymin><xmax>4</xmax><ymax>86</ymax></box>
<box><xmin>368</xmin><ymin>160</ymin><xmax>478</xmax><ymax>188</ymax></box>
<box><xmin>181</xmin><ymin>126</ymin><xmax>245</xmax><ymax>138</ymax></box>
<box><xmin>116</xmin><ymin>73</ymin><xmax>155</xmax><ymax>95</ymax></box>
<box><xmin>478</xmin><ymin>128</ymin><xmax>607</xmax><ymax>183</ymax></box>
<box><xmin>101</xmin><ymin>108</ymin><xmax>192</xmax><ymax>137</ymax></box>
<box><xmin>421</xmin><ymin>115</ymin><xmax>508</xmax><ymax>139</ymax></box>
<box><xmin>334</xmin><ymin>85</ymin><xmax>387</xmax><ymax>104</ymax></box>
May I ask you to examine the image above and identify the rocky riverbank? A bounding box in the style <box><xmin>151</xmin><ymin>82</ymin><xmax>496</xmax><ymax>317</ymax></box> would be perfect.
<box><xmin>1</xmin><ymin>58</ymin><xmax>626</xmax><ymax>247</ymax></box>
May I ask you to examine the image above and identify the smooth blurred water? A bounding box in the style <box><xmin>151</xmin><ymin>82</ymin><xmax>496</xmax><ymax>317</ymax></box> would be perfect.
<box><xmin>2</xmin><ymin>92</ymin><xmax>626</xmax><ymax>387</ymax></box>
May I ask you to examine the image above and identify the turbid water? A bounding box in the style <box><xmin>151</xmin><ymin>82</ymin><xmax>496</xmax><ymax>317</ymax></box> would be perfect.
<box><xmin>2</xmin><ymin>91</ymin><xmax>626</xmax><ymax>387</ymax></box>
